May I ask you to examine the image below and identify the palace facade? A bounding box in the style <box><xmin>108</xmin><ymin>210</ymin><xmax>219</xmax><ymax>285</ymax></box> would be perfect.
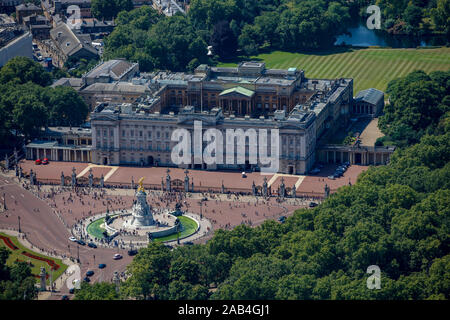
<box><xmin>89</xmin><ymin>62</ymin><xmax>354</xmax><ymax>174</ymax></box>
<box><xmin>27</xmin><ymin>61</ymin><xmax>394</xmax><ymax>174</ymax></box>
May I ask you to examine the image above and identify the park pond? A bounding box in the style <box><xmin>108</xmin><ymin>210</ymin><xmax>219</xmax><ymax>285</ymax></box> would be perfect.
<box><xmin>335</xmin><ymin>23</ymin><xmax>447</xmax><ymax>48</ymax></box>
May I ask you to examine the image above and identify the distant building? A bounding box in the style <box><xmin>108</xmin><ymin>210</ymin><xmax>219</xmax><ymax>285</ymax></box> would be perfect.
<box><xmin>23</xmin><ymin>14</ymin><xmax>51</xmax><ymax>39</ymax></box>
<box><xmin>25</xmin><ymin>126</ymin><xmax>92</xmax><ymax>162</ymax></box>
<box><xmin>80</xmin><ymin>82</ymin><xmax>151</xmax><ymax>109</ymax></box>
<box><xmin>153</xmin><ymin>0</ymin><xmax>186</xmax><ymax>16</ymax></box>
<box><xmin>15</xmin><ymin>2</ymin><xmax>42</xmax><ymax>24</ymax></box>
<box><xmin>0</xmin><ymin>0</ymin><xmax>24</xmax><ymax>14</ymax></box>
<box><xmin>44</xmin><ymin>0</ymin><xmax>92</xmax><ymax>18</ymax></box>
<box><xmin>83</xmin><ymin>59</ymin><xmax>139</xmax><ymax>86</ymax></box>
<box><xmin>52</xmin><ymin>59</ymin><xmax>141</xmax><ymax>107</ymax></box>
<box><xmin>353</xmin><ymin>88</ymin><xmax>384</xmax><ymax>117</ymax></box>
<box><xmin>0</xmin><ymin>23</ymin><xmax>32</xmax><ymax>67</ymax></box>
<box><xmin>51</xmin><ymin>77</ymin><xmax>84</xmax><ymax>91</ymax></box>
<box><xmin>42</xmin><ymin>22</ymin><xmax>98</xmax><ymax>67</ymax></box>
<box><xmin>78</xmin><ymin>18</ymin><xmax>114</xmax><ymax>35</ymax></box>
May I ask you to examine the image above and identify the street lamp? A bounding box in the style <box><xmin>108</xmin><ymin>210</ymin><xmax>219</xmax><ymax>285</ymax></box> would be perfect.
<box><xmin>18</xmin><ymin>216</ymin><xmax>21</xmax><ymax>233</ymax></box>
<box><xmin>77</xmin><ymin>244</ymin><xmax>80</xmax><ymax>263</ymax></box>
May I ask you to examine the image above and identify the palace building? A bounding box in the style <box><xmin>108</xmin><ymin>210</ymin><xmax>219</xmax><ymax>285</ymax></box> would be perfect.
<box><xmin>27</xmin><ymin>61</ymin><xmax>394</xmax><ymax>173</ymax></box>
<box><xmin>88</xmin><ymin>62</ymin><xmax>354</xmax><ymax>174</ymax></box>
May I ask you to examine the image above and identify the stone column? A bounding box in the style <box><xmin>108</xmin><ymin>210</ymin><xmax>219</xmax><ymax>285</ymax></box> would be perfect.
<box><xmin>279</xmin><ymin>177</ymin><xmax>285</xmax><ymax>198</ymax></box>
<box><xmin>71</xmin><ymin>167</ymin><xmax>77</xmax><ymax>188</ymax></box>
<box><xmin>184</xmin><ymin>169</ymin><xmax>189</xmax><ymax>192</ymax></box>
<box><xmin>263</xmin><ymin>177</ymin><xmax>268</xmax><ymax>197</ymax></box>
<box><xmin>165</xmin><ymin>169</ymin><xmax>171</xmax><ymax>192</ymax></box>
<box><xmin>39</xmin><ymin>267</ymin><xmax>46</xmax><ymax>291</ymax></box>
<box><xmin>324</xmin><ymin>184</ymin><xmax>330</xmax><ymax>198</ymax></box>
<box><xmin>88</xmin><ymin>168</ymin><xmax>93</xmax><ymax>188</ymax></box>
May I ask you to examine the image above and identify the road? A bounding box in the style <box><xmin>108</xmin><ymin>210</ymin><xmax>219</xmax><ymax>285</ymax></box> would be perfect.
<box><xmin>0</xmin><ymin>173</ymin><xmax>132</xmax><ymax>300</ymax></box>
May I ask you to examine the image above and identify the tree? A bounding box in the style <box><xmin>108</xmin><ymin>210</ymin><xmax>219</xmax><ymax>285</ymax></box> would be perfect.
<box><xmin>431</xmin><ymin>0</ymin><xmax>450</xmax><ymax>37</ymax></box>
<box><xmin>0</xmin><ymin>255</ymin><xmax>37</xmax><ymax>300</ymax></box>
<box><xmin>91</xmin><ymin>0</ymin><xmax>133</xmax><ymax>20</ymax></box>
<box><xmin>48</xmin><ymin>87</ymin><xmax>89</xmax><ymax>126</ymax></box>
<box><xmin>74</xmin><ymin>282</ymin><xmax>118</xmax><ymax>300</ymax></box>
<box><xmin>379</xmin><ymin>70</ymin><xmax>449</xmax><ymax>144</ymax></box>
<box><xmin>0</xmin><ymin>57</ymin><xmax>52</xmax><ymax>86</ymax></box>
<box><xmin>403</xmin><ymin>5</ymin><xmax>423</xmax><ymax>29</ymax></box>
<box><xmin>0</xmin><ymin>83</ymin><xmax>48</xmax><ymax>139</ymax></box>
<box><xmin>210</xmin><ymin>20</ymin><xmax>238</xmax><ymax>58</ymax></box>
<box><xmin>121</xmin><ymin>243</ymin><xmax>172</xmax><ymax>300</ymax></box>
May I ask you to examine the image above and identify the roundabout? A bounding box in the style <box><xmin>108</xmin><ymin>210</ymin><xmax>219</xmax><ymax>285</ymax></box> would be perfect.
<box><xmin>84</xmin><ymin>178</ymin><xmax>203</xmax><ymax>247</ymax></box>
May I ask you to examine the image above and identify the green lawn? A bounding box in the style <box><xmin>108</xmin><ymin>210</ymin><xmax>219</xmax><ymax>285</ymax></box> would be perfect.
<box><xmin>87</xmin><ymin>217</ymin><xmax>107</xmax><ymax>239</ymax></box>
<box><xmin>0</xmin><ymin>232</ymin><xmax>67</xmax><ymax>284</ymax></box>
<box><xmin>218</xmin><ymin>47</ymin><xmax>450</xmax><ymax>95</ymax></box>
<box><xmin>153</xmin><ymin>216</ymin><xmax>198</xmax><ymax>243</ymax></box>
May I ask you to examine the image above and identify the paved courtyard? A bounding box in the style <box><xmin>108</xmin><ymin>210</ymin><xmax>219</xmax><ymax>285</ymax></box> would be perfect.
<box><xmin>19</xmin><ymin>160</ymin><xmax>368</xmax><ymax>196</ymax></box>
<box><xmin>360</xmin><ymin>118</ymin><xmax>384</xmax><ymax>146</ymax></box>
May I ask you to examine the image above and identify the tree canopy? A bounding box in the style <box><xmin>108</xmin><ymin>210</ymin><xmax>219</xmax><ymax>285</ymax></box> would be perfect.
<box><xmin>0</xmin><ymin>247</ymin><xmax>38</xmax><ymax>300</ymax></box>
<box><xmin>0</xmin><ymin>57</ymin><xmax>89</xmax><ymax>140</ymax></box>
<box><xmin>379</xmin><ymin>70</ymin><xmax>450</xmax><ymax>146</ymax></box>
<box><xmin>91</xmin><ymin>0</ymin><xmax>133</xmax><ymax>20</ymax></box>
<box><xmin>0</xmin><ymin>56</ymin><xmax>52</xmax><ymax>87</ymax></box>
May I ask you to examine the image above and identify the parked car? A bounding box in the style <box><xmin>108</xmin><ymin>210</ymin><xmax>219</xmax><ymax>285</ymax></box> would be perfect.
<box><xmin>77</xmin><ymin>240</ymin><xmax>86</xmax><ymax>246</ymax></box>
<box><xmin>42</xmin><ymin>158</ymin><xmax>49</xmax><ymax>165</ymax></box>
<box><xmin>69</xmin><ymin>236</ymin><xmax>77</xmax><ymax>242</ymax></box>
<box><xmin>113</xmin><ymin>254</ymin><xmax>122</xmax><ymax>260</ymax></box>
<box><xmin>35</xmin><ymin>159</ymin><xmax>42</xmax><ymax>165</ymax></box>
<box><xmin>328</xmin><ymin>175</ymin><xmax>335</xmax><ymax>180</ymax></box>
<box><xmin>61</xmin><ymin>295</ymin><xmax>69</xmax><ymax>300</ymax></box>
<box><xmin>88</xmin><ymin>242</ymin><xmax>97</xmax><ymax>248</ymax></box>
<box><xmin>83</xmin><ymin>277</ymin><xmax>90</xmax><ymax>283</ymax></box>
<box><xmin>98</xmin><ymin>263</ymin><xmax>106</xmax><ymax>269</ymax></box>
<box><xmin>86</xmin><ymin>270</ymin><xmax>94</xmax><ymax>277</ymax></box>
<box><xmin>184</xmin><ymin>241</ymin><xmax>194</xmax><ymax>246</ymax></box>
<box><xmin>127</xmin><ymin>249</ymin><xmax>138</xmax><ymax>256</ymax></box>
<box><xmin>310</xmin><ymin>168</ymin><xmax>321</xmax><ymax>174</ymax></box>
<box><xmin>309</xmin><ymin>202</ymin><xmax>318</xmax><ymax>208</ymax></box>
<box><xmin>278</xmin><ymin>216</ymin><xmax>287</xmax><ymax>223</ymax></box>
